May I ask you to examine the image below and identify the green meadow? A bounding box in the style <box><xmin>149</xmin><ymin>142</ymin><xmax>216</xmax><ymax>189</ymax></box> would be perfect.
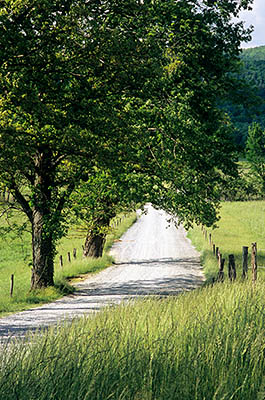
<box><xmin>188</xmin><ymin>200</ymin><xmax>265</xmax><ymax>282</ymax></box>
<box><xmin>0</xmin><ymin>212</ymin><xmax>137</xmax><ymax>316</ymax></box>
<box><xmin>0</xmin><ymin>202</ymin><xmax>264</xmax><ymax>399</ymax></box>
<box><xmin>0</xmin><ymin>281</ymin><xmax>264</xmax><ymax>400</ymax></box>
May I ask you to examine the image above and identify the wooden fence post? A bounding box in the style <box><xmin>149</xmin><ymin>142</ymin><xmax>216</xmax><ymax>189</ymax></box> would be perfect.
<box><xmin>215</xmin><ymin>246</ymin><xmax>219</xmax><ymax>259</ymax></box>
<box><xmin>242</xmin><ymin>246</ymin><xmax>248</xmax><ymax>279</ymax></box>
<box><xmin>217</xmin><ymin>253</ymin><xmax>225</xmax><ymax>282</ymax></box>
<box><xmin>10</xmin><ymin>274</ymin><xmax>14</xmax><ymax>297</ymax></box>
<box><xmin>59</xmin><ymin>255</ymin><xmax>63</xmax><ymax>268</ymax></box>
<box><xmin>73</xmin><ymin>248</ymin><xmax>77</xmax><ymax>259</ymax></box>
<box><xmin>228</xmin><ymin>254</ymin><xmax>236</xmax><ymax>281</ymax></box>
<box><xmin>251</xmin><ymin>242</ymin><xmax>257</xmax><ymax>284</ymax></box>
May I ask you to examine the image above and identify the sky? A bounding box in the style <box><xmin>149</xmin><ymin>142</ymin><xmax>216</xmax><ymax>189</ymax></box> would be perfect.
<box><xmin>238</xmin><ymin>0</ymin><xmax>265</xmax><ymax>48</ymax></box>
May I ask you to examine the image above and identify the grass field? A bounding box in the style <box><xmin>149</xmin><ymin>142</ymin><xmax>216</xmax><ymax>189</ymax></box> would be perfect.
<box><xmin>188</xmin><ymin>200</ymin><xmax>265</xmax><ymax>282</ymax></box>
<box><xmin>0</xmin><ymin>201</ymin><xmax>264</xmax><ymax>399</ymax></box>
<box><xmin>0</xmin><ymin>280</ymin><xmax>264</xmax><ymax>400</ymax></box>
<box><xmin>0</xmin><ymin>212</ymin><xmax>137</xmax><ymax>316</ymax></box>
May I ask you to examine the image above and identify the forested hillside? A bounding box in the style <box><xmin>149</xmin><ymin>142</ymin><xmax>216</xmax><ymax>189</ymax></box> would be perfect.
<box><xmin>226</xmin><ymin>46</ymin><xmax>265</xmax><ymax>148</ymax></box>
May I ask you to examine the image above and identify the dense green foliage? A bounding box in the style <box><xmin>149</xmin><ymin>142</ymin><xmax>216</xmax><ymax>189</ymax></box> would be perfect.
<box><xmin>0</xmin><ymin>282</ymin><xmax>264</xmax><ymax>400</ymax></box>
<box><xmin>225</xmin><ymin>46</ymin><xmax>265</xmax><ymax>148</ymax></box>
<box><xmin>0</xmin><ymin>0</ymin><xmax>253</xmax><ymax>287</ymax></box>
<box><xmin>0</xmin><ymin>0</ymin><xmax>169</xmax><ymax>287</ymax></box>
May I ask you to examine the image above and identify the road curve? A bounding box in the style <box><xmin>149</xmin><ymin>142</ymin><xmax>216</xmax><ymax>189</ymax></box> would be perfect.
<box><xmin>0</xmin><ymin>205</ymin><xmax>203</xmax><ymax>341</ymax></box>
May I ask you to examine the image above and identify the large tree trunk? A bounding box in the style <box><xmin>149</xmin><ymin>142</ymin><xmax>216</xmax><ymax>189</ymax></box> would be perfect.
<box><xmin>31</xmin><ymin>208</ymin><xmax>55</xmax><ymax>289</ymax></box>
<box><xmin>83</xmin><ymin>232</ymin><xmax>106</xmax><ymax>258</ymax></box>
<box><xmin>30</xmin><ymin>147</ymin><xmax>56</xmax><ymax>289</ymax></box>
<box><xmin>83</xmin><ymin>215</ymin><xmax>113</xmax><ymax>258</ymax></box>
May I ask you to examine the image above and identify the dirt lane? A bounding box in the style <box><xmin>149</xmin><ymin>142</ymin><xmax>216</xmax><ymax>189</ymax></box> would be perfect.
<box><xmin>0</xmin><ymin>205</ymin><xmax>203</xmax><ymax>341</ymax></box>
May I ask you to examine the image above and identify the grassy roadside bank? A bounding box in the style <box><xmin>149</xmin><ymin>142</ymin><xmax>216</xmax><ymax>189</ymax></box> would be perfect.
<box><xmin>0</xmin><ymin>212</ymin><xmax>137</xmax><ymax>316</ymax></box>
<box><xmin>1</xmin><ymin>280</ymin><xmax>264</xmax><ymax>400</ymax></box>
<box><xmin>0</xmin><ymin>202</ymin><xmax>264</xmax><ymax>399</ymax></box>
<box><xmin>188</xmin><ymin>200</ymin><xmax>265</xmax><ymax>283</ymax></box>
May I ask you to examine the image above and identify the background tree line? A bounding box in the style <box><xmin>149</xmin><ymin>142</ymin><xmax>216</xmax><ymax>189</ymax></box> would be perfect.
<box><xmin>219</xmin><ymin>46</ymin><xmax>265</xmax><ymax>201</ymax></box>
<box><xmin>224</xmin><ymin>45</ymin><xmax>265</xmax><ymax>149</ymax></box>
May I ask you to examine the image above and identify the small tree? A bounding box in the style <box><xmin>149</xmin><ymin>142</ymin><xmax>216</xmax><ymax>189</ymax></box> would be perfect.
<box><xmin>70</xmin><ymin>168</ymin><xmax>154</xmax><ymax>257</ymax></box>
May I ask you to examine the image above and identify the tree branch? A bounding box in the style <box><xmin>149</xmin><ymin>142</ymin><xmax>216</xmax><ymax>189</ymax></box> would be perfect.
<box><xmin>10</xmin><ymin>183</ymin><xmax>33</xmax><ymax>223</ymax></box>
<box><xmin>56</xmin><ymin>180</ymin><xmax>76</xmax><ymax>214</ymax></box>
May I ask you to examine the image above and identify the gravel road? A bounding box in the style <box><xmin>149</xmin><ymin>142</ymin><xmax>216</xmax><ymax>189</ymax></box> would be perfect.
<box><xmin>0</xmin><ymin>204</ymin><xmax>203</xmax><ymax>342</ymax></box>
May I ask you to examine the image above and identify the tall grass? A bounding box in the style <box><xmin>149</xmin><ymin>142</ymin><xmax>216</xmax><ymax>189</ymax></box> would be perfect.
<box><xmin>188</xmin><ymin>201</ymin><xmax>265</xmax><ymax>282</ymax></box>
<box><xmin>0</xmin><ymin>281</ymin><xmax>264</xmax><ymax>400</ymax></box>
<box><xmin>0</xmin><ymin>213</ymin><xmax>137</xmax><ymax>316</ymax></box>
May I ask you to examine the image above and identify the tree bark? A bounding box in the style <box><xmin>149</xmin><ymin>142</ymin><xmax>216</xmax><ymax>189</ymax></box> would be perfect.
<box><xmin>83</xmin><ymin>232</ymin><xmax>106</xmax><ymax>258</ymax></box>
<box><xmin>83</xmin><ymin>215</ymin><xmax>113</xmax><ymax>258</ymax></box>
<box><xmin>30</xmin><ymin>147</ymin><xmax>56</xmax><ymax>289</ymax></box>
<box><xmin>31</xmin><ymin>208</ymin><xmax>55</xmax><ymax>289</ymax></box>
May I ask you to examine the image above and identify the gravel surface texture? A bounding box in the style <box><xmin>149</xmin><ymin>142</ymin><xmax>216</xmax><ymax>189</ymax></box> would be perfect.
<box><xmin>0</xmin><ymin>204</ymin><xmax>203</xmax><ymax>342</ymax></box>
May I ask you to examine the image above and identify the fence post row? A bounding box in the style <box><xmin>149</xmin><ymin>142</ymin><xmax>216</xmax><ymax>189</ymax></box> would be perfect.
<box><xmin>59</xmin><ymin>247</ymin><xmax>81</xmax><ymax>267</ymax></box>
<box><xmin>202</xmin><ymin>229</ymin><xmax>260</xmax><ymax>283</ymax></box>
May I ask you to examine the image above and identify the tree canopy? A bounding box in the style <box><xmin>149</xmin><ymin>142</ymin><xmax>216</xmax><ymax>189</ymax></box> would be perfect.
<box><xmin>0</xmin><ymin>0</ymin><xmax>253</xmax><ymax>288</ymax></box>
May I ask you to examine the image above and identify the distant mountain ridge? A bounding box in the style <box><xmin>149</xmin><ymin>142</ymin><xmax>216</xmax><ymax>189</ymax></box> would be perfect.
<box><xmin>241</xmin><ymin>46</ymin><xmax>265</xmax><ymax>94</ymax></box>
<box><xmin>241</xmin><ymin>46</ymin><xmax>265</xmax><ymax>61</ymax></box>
